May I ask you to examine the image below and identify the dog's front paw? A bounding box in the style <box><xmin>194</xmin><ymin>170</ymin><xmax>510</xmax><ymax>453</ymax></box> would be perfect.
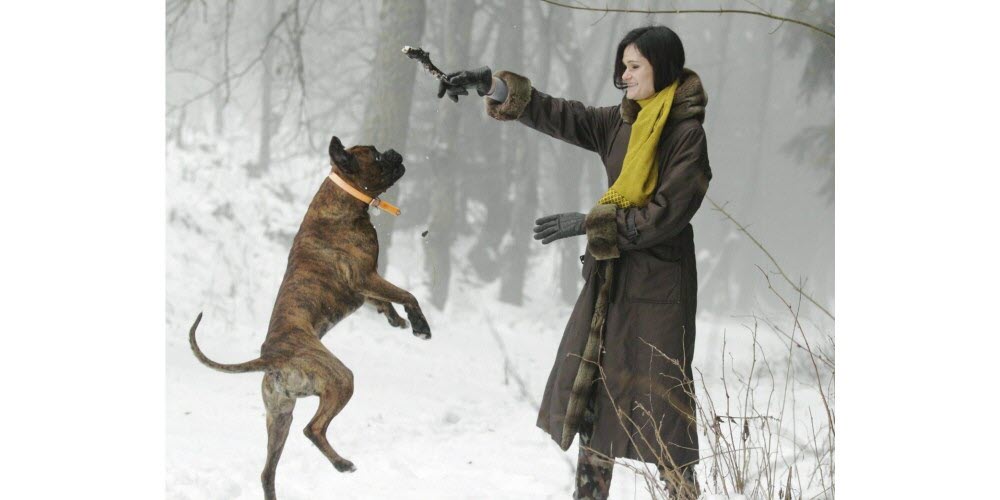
<box><xmin>389</xmin><ymin>316</ymin><xmax>409</xmax><ymax>329</ymax></box>
<box><xmin>334</xmin><ymin>459</ymin><xmax>357</xmax><ymax>473</ymax></box>
<box><xmin>412</xmin><ymin>319</ymin><xmax>431</xmax><ymax>340</ymax></box>
<box><xmin>406</xmin><ymin>309</ymin><xmax>431</xmax><ymax>340</ymax></box>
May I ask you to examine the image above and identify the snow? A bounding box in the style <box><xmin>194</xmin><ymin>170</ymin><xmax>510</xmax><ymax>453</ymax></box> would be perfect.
<box><xmin>166</xmin><ymin>141</ymin><xmax>832</xmax><ymax>499</ymax></box>
<box><xmin>168</xmin><ymin>226</ymin><xmax>645</xmax><ymax>499</ymax></box>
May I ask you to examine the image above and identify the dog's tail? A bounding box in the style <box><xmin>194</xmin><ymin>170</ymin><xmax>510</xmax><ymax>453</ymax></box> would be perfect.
<box><xmin>189</xmin><ymin>312</ymin><xmax>270</xmax><ymax>374</ymax></box>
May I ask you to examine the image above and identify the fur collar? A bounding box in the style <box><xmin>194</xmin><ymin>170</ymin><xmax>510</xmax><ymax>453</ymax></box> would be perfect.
<box><xmin>619</xmin><ymin>68</ymin><xmax>708</xmax><ymax>125</ymax></box>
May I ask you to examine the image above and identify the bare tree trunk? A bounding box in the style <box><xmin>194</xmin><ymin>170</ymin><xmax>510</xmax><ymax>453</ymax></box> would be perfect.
<box><xmin>172</xmin><ymin>106</ymin><xmax>187</xmax><ymax>149</ymax></box>
<box><xmin>550</xmin><ymin>6</ymin><xmax>596</xmax><ymax>304</ymax></box>
<box><xmin>696</xmin><ymin>12</ymin><xmax>737</xmax><ymax>313</ymax></box>
<box><xmin>731</xmin><ymin>28</ymin><xmax>775</xmax><ymax>309</ymax></box>
<box><xmin>498</xmin><ymin>0</ymin><xmax>533</xmax><ymax>305</ymax></box>
<box><xmin>250</xmin><ymin>0</ymin><xmax>276</xmax><ymax>178</ymax></box>
<box><xmin>700</xmin><ymin>13</ymin><xmax>774</xmax><ymax>313</ymax></box>
<box><xmin>213</xmin><ymin>89</ymin><xmax>226</xmax><ymax>137</ymax></box>
<box><xmin>212</xmin><ymin>35</ymin><xmax>226</xmax><ymax>137</ymax></box>
<box><xmin>426</xmin><ymin>0</ymin><xmax>475</xmax><ymax>309</ymax></box>
<box><xmin>211</xmin><ymin>1</ymin><xmax>234</xmax><ymax>138</ymax></box>
<box><xmin>466</xmin><ymin>1</ymin><xmax>509</xmax><ymax>282</ymax></box>
<box><xmin>362</xmin><ymin>0</ymin><xmax>426</xmax><ymax>275</ymax></box>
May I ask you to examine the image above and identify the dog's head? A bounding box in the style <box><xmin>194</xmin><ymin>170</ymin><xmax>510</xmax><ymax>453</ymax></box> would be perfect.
<box><xmin>329</xmin><ymin>136</ymin><xmax>405</xmax><ymax>196</ymax></box>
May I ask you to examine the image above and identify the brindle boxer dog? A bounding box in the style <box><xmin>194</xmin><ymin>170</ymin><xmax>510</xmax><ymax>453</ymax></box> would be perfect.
<box><xmin>189</xmin><ymin>136</ymin><xmax>431</xmax><ymax>500</ymax></box>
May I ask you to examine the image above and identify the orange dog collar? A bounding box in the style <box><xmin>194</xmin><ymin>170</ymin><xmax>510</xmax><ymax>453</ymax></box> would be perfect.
<box><xmin>327</xmin><ymin>170</ymin><xmax>401</xmax><ymax>216</ymax></box>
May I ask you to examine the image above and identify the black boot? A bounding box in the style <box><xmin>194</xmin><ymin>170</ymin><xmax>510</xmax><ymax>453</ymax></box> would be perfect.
<box><xmin>660</xmin><ymin>465</ymin><xmax>700</xmax><ymax>499</ymax></box>
<box><xmin>573</xmin><ymin>394</ymin><xmax>614</xmax><ymax>499</ymax></box>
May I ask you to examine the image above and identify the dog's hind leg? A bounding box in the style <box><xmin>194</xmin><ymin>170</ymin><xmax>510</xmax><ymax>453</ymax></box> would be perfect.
<box><xmin>304</xmin><ymin>374</ymin><xmax>357</xmax><ymax>473</ymax></box>
<box><xmin>261</xmin><ymin>373</ymin><xmax>296</xmax><ymax>500</ymax></box>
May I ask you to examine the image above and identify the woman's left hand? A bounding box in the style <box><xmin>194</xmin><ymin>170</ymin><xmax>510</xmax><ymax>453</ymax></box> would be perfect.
<box><xmin>533</xmin><ymin>212</ymin><xmax>586</xmax><ymax>244</ymax></box>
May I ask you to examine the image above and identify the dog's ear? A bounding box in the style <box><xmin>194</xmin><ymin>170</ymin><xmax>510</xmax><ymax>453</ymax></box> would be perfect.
<box><xmin>329</xmin><ymin>136</ymin><xmax>358</xmax><ymax>173</ymax></box>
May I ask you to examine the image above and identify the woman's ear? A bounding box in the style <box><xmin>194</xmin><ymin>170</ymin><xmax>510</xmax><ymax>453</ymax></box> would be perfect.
<box><xmin>329</xmin><ymin>136</ymin><xmax>358</xmax><ymax>173</ymax></box>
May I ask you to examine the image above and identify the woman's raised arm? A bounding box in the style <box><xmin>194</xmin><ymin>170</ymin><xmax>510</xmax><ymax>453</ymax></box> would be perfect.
<box><xmin>485</xmin><ymin>70</ymin><xmax>619</xmax><ymax>156</ymax></box>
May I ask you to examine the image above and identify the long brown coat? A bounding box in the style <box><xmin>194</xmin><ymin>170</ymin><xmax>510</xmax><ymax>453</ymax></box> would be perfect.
<box><xmin>485</xmin><ymin>69</ymin><xmax>711</xmax><ymax>467</ymax></box>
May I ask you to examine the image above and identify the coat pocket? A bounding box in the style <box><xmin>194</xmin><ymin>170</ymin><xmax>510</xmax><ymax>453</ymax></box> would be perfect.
<box><xmin>625</xmin><ymin>248</ymin><xmax>682</xmax><ymax>304</ymax></box>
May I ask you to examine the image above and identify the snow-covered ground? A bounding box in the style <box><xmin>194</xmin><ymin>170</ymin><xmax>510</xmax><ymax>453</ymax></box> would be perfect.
<box><xmin>166</xmin><ymin>143</ymin><xmax>832</xmax><ymax>499</ymax></box>
<box><xmin>166</xmin><ymin>244</ymin><xmax>809</xmax><ymax>498</ymax></box>
<box><xmin>167</xmin><ymin>231</ymin><xmax>694</xmax><ymax>499</ymax></box>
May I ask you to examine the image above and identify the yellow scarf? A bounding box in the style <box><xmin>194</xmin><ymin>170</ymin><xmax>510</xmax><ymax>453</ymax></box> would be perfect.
<box><xmin>598</xmin><ymin>81</ymin><xmax>678</xmax><ymax>208</ymax></box>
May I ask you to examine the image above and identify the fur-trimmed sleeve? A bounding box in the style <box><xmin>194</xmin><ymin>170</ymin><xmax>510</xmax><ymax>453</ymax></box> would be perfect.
<box><xmin>585</xmin><ymin>204</ymin><xmax>620</xmax><ymax>260</ymax></box>
<box><xmin>485</xmin><ymin>70</ymin><xmax>532</xmax><ymax>121</ymax></box>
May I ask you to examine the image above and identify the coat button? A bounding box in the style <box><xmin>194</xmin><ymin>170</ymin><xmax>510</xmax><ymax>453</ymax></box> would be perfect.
<box><xmin>579</xmin><ymin>255</ymin><xmax>585</xmax><ymax>264</ymax></box>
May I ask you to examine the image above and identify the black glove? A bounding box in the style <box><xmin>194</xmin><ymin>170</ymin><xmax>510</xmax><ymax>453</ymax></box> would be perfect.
<box><xmin>533</xmin><ymin>212</ymin><xmax>586</xmax><ymax>244</ymax></box>
<box><xmin>437</xmin><ymin>66</ymin><xmax>493</xmax><ymax>102</ymax></box>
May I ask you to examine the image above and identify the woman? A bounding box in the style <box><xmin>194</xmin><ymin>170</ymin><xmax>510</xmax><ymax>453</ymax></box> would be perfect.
<box><xmin>439</xmin><ymin>25</ymin><xmax>710</xmax><ymax>499</ymax></box>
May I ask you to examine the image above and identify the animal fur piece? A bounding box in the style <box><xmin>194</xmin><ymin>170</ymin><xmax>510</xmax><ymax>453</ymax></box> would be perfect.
<box><xmin>485</xmin><ymin>70</ymin><xmax>532</xmax><ymax>121</ymax></box>
<box><xmin>560</xmin><ymin>260</ymin><xmax>614</xmax><ymax>450</ymax></box>
<box><xmin>558</xmin><ymin>203</ymin><xmax>620</xmax><ymax>448</ymax></box>
<box><xmin>585</xmin><ymin>204</ymin><xmax>620</xmax><ymax>261</ymax></box>
<box><xmin>189</xmin><ymin>136</ymin><xmax>431</xmax><ymax>500</ymax></box>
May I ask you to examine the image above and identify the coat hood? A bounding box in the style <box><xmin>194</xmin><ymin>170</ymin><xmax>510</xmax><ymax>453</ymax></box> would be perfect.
<box><xmin>619</xmin><ymin>68</ymin><xmax>708</xmax><ymax>125</ymax></box>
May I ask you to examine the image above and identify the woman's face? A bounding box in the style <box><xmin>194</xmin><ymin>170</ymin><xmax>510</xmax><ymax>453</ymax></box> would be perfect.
<box><xmin>621</xmin><ymin>44</ymin><xmax>655</xmax><ymax>100</ymax></box>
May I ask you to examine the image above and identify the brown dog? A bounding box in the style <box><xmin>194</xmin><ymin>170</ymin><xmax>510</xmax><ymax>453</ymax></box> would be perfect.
<box><xmin>189</xmin><ymin>136</ymin><xmax>431</xmax><ymax>500</ymax></box>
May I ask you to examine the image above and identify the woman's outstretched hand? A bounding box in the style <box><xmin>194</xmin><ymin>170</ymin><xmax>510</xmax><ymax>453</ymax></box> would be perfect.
<box><xmin>533</xmin><ymin>212</ymin><xmax>586</xmax><ymax>244</ymax></box>
<box><xmin>437</xmin><ymin>66</ymin><xmax>493</xmax><ymax>102</ymax></box>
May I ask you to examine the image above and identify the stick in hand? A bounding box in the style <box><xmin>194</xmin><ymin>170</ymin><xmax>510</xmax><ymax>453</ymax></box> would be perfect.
<box><xmin>401</xmin><ymin>46</ymin><xmax>448</xmax><ymax>82</ymax></box>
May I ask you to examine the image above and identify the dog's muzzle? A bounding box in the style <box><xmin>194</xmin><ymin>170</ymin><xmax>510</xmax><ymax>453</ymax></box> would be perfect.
<box><xmin>383</xmin><ymin>149</ymin><xmax>403</xmax><ymax>166</ymax></box>
<box><xmin>383</xmin><ymin>149</ymin><xmax>405</xmax><ymax>179</ymax></box>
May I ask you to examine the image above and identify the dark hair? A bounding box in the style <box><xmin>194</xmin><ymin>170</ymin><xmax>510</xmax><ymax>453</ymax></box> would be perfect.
<box><xmin>613</xmin><ymin>25</ymin><xmax>686</xmax><ymax>93</ymax></box>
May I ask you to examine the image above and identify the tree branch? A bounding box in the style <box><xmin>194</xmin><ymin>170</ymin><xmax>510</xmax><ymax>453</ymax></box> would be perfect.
<box><xmin>707</xmin><ymin>196</ymin><xmax>834</xmax><ymax>320</ymax></box>
<box><xmin>757</xmin><ymin>265</ymin><xmax>835</xmax><ymax>436</ymax></box>
<box><xmin>537</xmin><ymin>0</ymin><xmax>834</xmax><ymax>39</ymax></box>
<box><xmin>167</xmin><ymin>7</ymin><xmax>293</xmax><ymax>115</ymax></box>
